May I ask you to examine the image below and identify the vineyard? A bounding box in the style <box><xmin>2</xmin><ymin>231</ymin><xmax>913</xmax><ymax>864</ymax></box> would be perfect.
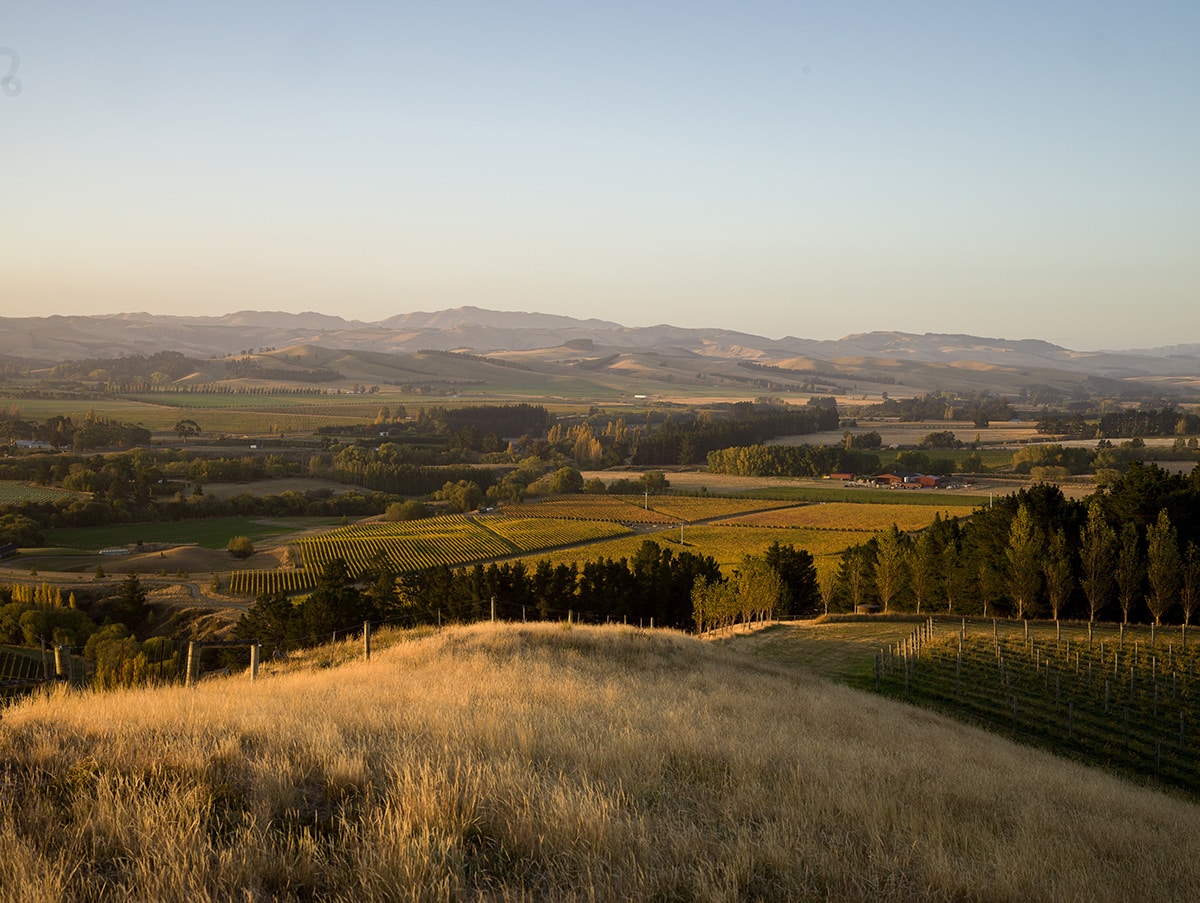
<box><xmin>716</xmin><ymin>502</ymin><xmax>965</xmax><ymax>532</ymax></box>
<box><xmin>228</xmin><ymin>515</ymin><xmax>633</xmax><ymax>596</ymax></box>
<box><xmin>507</xmin><ymin>494</ymin><xmax>794</xmax><ymax>524</ymax></box>
<box><xmin>511</xmin><ymin>525</ymin><xmax>868</xmax><ymax>572</ymax></box>
<box><xmin>621</xmin><ymin>495</ymin><xmax>793</xmax><ymax>522</ymax></box>
<box><xmin>0</xmin><ymin>481</ymin><xmax>83</xmax><ymax>505</ymax></box>
<box><xmin>875</xmin><ymin>619</ymin><xmax>1200</xmax><ymax>796</ymax></box>
<box><xmin>0</xmin><ymin>646</ymin><xmax>48</xmax><ymax>700</ymax></box>
<box><xmin>507</xmin><ymin>496</ymin><xmax>678</xmax><ymax>524</ymax></box>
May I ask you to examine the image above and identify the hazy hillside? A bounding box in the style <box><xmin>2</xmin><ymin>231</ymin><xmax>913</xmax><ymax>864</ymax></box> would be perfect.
<box><xmin>1</xmin><ymin>623</ymin><xmax>1197</xmax><ymax>901</ymax></box>
<box><xmin>1</xmin><ymin>308</ymin><xmax>1198</xmax><ymax>399</ymax></box>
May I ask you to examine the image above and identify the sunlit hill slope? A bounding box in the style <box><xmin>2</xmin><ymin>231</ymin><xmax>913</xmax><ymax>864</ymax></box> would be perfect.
<box><xmin>1</xmin><ymin>623</ymin><xmax>1198</xmax><ymax>901</ymax></box>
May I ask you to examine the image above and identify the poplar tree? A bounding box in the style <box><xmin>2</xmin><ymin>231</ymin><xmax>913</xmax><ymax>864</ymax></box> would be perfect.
<box><xmin>1182</xmin><ymin>542</ymin><xmax>1200</xmax><ymax>630</ymax></box>
<box><xmin>1079</xmin><ymin>500</ymin><xmax>1116</xmax><ymax>622</ymax></box>
<box><xmin>1043</xmin><ymin>527</ymin><xmax>1073</xmax><ymax>622</ymax></box>
<box><xmin>906</xmin><ymin>529</ymin><xmax>937</xmax><ymax>616</ymax></box>
<box><xmin>1005</xmin><ymin>504</ymin><xmax>1042</xmax><ymax>620</ymax></box>
<box><xmin>1145</xmin><ymin>509</ymin><xmax>1181</xmax><ymax>626</ymax></box>
<box><xmin>1114</xmin><ymin>522</ymin><xmax>1143</xmax><ymax>625</ymax></box>
<box><xmin>873</xmin><ymin>525</ymin><xmax>906</xmax><ymax>614</ymax></box>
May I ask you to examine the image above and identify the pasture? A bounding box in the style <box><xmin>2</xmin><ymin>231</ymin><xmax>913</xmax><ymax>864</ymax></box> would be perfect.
<box><xmin>42</xmin><ymin>517</ymin><xmax>309</xmax><ymax>551</ymax></box>
<box><xmin>2</xmin><ymin>623</ymin><xmax>1198</xmax><ymax>901</ymax></box>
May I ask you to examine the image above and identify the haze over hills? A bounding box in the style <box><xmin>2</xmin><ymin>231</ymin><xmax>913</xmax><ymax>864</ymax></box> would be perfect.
<box><xmin>1</xmin><ymin>308</ymin><xmax>1197</xmax><ymax>400</ymax></box>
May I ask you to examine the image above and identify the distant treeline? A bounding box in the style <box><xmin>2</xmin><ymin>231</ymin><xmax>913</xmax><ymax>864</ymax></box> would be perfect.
<box><xmin>48</xmin><ymin>351</ymin><xmax>199</xmax><ymax>383</ymax></box>
<box><xmin>1038</xmin><ymin>406</ymin><xmax>1200</xmax><ymax>439</ymax></box>
<box><xmin>330</xmin><ymin>445</ymin><xmax>499</xmax><ymax>496</ymax></box>
<box><xmin>630</xmin><ymin>404</ymin><xmax>838</xmax><ymax>466</ymax></box>
<box><xmin>706</xmin><ymin>444</ymin><xmax>881</xmax><ymax>477</ymax></box>
<box><xmin>0</xmin><ymin>411</ymin><xmax>151</xmax><ymax>451</ymax></box>
<box><xmin>235</xmin><ymin>541</ymin><xmax>726</xmax><ymax>652</ymax></box>
<box><xmin>860</xmin><ymin>392</ymin><xmax>1013</xmax><ymax>426</ymax></box>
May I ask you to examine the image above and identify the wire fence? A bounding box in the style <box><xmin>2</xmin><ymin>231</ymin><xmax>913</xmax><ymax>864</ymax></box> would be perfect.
<box><xmin>0</xmin><ymin>596</ymin><xmax>676</xmax><ymax>700</ymax></box>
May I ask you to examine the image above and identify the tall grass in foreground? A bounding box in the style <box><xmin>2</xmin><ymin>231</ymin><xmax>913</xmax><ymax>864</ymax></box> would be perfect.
<box><xmin>2</xmin><ymin>623</ymin><xmax>1199</xmax><ymax>901</ymax></box>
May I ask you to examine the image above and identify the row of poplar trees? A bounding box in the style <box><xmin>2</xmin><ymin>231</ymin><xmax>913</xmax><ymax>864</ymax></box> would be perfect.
<box><xmin>830</xmin><ymin>462</ymin><xmax>1200</xmax><ymax>625</ymax></box>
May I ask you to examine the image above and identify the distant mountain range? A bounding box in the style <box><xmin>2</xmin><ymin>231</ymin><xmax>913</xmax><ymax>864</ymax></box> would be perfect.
<box><xmin>2</xmin><ymin>308</ymin><xmax>1197</xmax><ymax>400</ymax></box>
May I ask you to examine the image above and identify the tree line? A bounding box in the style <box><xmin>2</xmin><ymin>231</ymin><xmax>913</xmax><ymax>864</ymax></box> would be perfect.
<box><xmin>234</xmin><ymin>539</ymin><xmax>821</xmax><ymax>655</ymax></box>
<box><xmin>827</xmin><ymin>463</ymin><xmax>1200</xmax><ymax>625</ymax></box>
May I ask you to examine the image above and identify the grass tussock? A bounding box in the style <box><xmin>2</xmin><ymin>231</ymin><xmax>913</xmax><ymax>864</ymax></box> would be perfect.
<box><xmin>2</xmin><ymin>622</ymin><xmax>1199</xmax><ymax>901</ymax></box>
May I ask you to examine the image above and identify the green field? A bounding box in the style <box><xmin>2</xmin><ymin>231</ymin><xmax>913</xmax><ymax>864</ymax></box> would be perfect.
<box><xmin>42</xmin><ymin>517</ymin><xmax>318</xmax><ymax>551</ymax></box>
<box><xmin>873</xmin><ymin>447</ymin><xmax>1016</xmax><ymax>470</ymax></box>
<box><xmin>0</xmin><ymin>481</ymin><xmax>83</xmax><ymax>505</ymax></box>
<box><xmin>716</xmin><ymin>618</ymin><xmax>927</xmax><ymax>681</ymax></box>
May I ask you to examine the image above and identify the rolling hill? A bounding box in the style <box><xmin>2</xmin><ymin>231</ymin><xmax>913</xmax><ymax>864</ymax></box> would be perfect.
<box><xmin>1</xmin><ymin>309</ymin><xmax>1198</xmax><ymax>400</ymax></box>
<box><xmin>1</xmin><ymin>622</ymin><xmax>1197</xmax><ymax>900</ymax></box>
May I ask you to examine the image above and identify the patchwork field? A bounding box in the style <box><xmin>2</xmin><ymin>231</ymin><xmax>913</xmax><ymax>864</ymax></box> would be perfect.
<box><xmin>0</xmin><ymin>480</ymin><xmax>83</xmax><ymax>505</ymax></box>
<box><xmin>228</xmin><ymin>515</ymin><xmax>635</xmax><ymax>596</ymax></box>
<box><xmin>716</xmin><ymin>501</ymin><xmax>966</xmax><ymax>532</ymax></box>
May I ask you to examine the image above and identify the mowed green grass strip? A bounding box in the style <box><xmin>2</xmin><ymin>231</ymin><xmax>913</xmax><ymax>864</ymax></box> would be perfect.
<box><xmin>43</xmin><ymin>517</ymin><xmax>302</xmax><ymax>551</ymax></box>
<box><xmin>717</xmin><ymin>620</ymin><xmax>927</xmax><ymax>683</ymax></box>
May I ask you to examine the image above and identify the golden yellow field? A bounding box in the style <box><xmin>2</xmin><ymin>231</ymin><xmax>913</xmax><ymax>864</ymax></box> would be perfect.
<box><xmin>507</xmin><ymin>495</ymin><xmax>676</xmax><ymax>523</ymax></box>
<box><xmin>623</xmin><ymin>495</ymin><xmax>792</xmax><ymax>521</ymax></box>
<box><xmin>515</xmin><ymin>524</ymin><xmax>867</xmax><ymax>570</ymax></box>
<box><xmin>2</xmin><ymin>623</ymin><xmax>1197</xmax><ymax>901</ymax></box>
<box><xmin>716</xmin><ymin>501</ymin><xmax>966</xmax><ymax>532</ymax></box>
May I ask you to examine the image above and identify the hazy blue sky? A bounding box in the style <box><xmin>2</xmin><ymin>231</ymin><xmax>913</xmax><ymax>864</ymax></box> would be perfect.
<box><xmin>3</xmin><ymin>2</ymin><xmax>1198</xmax><ymax>349</ymax></box>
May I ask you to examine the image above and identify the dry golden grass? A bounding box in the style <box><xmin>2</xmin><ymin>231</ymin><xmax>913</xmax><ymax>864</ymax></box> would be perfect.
<box><xmin>2</xmin><ymin>623</ymin><xmax>1199</xmax><ymax>901</ymax></box>
<box><xmin>716</xmin><ymin>501</ymin><xmax>962</xmax><ymax>532</ymax></box>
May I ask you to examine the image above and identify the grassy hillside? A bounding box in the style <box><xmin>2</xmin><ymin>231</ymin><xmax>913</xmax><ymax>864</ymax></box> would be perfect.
<box><xmin>2</xmin><ymin>623</ymin><xmax>1198</xmax><ymax>901</ymax></box>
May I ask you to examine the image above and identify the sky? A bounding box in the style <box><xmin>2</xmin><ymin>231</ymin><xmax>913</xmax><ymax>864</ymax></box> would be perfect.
<box><xmin>2</xmin><ymin>2</ymin><xmax>1198</xmax><ymax>350</ymax></box>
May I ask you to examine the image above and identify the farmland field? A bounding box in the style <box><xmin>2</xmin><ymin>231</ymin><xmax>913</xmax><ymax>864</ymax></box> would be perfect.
<box><xmin>624</xmin><ymin>495</ymin><xmax>793</xmax><ymax>521</ymax></box>
<box><xmin>716</xmin><ymin>501</ymin><xmax>967</xmax><ymax>532</ymax></box>
<box><xmin>506</xmin><ymin>494</ymin><xmax>795</xmax><ymax>524</ymax></box>
<box><xmin>229</xmin><ymin>515</ymin><xmax>634</xmax><ymax>595</ymax></box>
<box><xmin>0</xmin><ymin>481</ymin><xmax>83</xmax><ymax>505</ymax></box>
<box><xmin>740</xmin><ymin>485</ymin><xmax>987</xmax><ymax>506</ymax></box>
<box><xmin>42</xmin><ymin>517</ymin><xmax>311</xmax><ymax>551</ymax></box>
<box><xmin>506</xmin><ymin>496</ymin><xmax>679</xmax><ymax>524</ymax></box>
<box><xmin>513</xmin><ymin>524</ymin><xmax>867</xmax><ymax>572</ymax></box>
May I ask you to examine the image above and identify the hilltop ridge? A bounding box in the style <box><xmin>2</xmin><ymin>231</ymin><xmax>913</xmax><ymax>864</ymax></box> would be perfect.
<box><xmin>2</xmin><ymin>621</ymin><xmax>1198</xmax><ymax>900</ymax></box>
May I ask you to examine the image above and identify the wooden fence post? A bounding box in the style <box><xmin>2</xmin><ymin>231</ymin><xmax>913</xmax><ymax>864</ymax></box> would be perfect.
<box><xmin>54</xmin><ymin>645</ymin><xmax>69</xmax><ymax>680</ymax></box>
<box><xmin>186</xmin><ymin>641</ymin><xmax>200</xmax><ymax>687</ymax></box>
<box><xmin>363</xmin><ymin>621</ymin><xmax>371</xmax><ymax>662</ymax></box>
<box><xmin>250</xmin><ymin>643</ymin><xmax>261</xmax><ymax>681</ymax></box>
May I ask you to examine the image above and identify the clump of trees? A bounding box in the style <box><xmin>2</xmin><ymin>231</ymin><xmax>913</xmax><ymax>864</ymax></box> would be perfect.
<box><xmin>824</xmin><ymin>462</ymin><xmax>1200</xmax><ymax>625</ymax></box>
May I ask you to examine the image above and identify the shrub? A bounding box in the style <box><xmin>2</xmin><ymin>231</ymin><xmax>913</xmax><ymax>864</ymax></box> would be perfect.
<box><xmin>385</xmin><ymin>500</ymin><xmax>431</xmax><ymax>521</ymax></box>
<box><xmin>227</xmin><ymin>535</ymin><xmax>255</xmax><ymax>559</ymax></box>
